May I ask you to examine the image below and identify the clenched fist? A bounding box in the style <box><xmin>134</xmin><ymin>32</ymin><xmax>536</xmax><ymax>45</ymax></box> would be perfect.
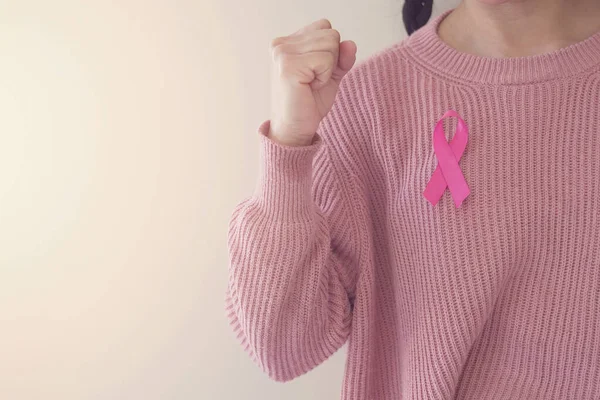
<box><xmin>267</xmin><ymin>18</ymin><xmax>357</xmax><ymax>146</ymax></box>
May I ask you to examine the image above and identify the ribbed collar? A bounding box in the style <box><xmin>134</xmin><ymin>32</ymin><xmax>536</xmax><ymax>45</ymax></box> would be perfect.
<box><xmin>405</xmin><ymin>9</ymin><xmax>600</xmax><ymax>85</ymax></box>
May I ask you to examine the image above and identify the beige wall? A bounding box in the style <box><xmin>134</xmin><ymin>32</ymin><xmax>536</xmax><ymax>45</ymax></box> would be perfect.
<box><xmin>0</xmin><ymin>1</ymin><xmax>456</xmax><ymax>399</ymax></box>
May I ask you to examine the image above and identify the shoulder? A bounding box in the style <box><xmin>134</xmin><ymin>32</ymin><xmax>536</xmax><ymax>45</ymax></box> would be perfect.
<box><xmin>322</xmin><ymin>39</ymin><xmax>416</xmax><ymax>154</ymax></box>
<box><xmin>327</xmin><ymin>37</ymin><xmax>417</xmax><ymax>126</ymax></box>
<box><xmin>333</xmin><ymin>37</ymin><xmax>423</xmax><ymax>135</ymax></box>
<box><xmin>319</xmin><ymin>38</ymin><xmax>417</xmax><ymax>158</ymax></box>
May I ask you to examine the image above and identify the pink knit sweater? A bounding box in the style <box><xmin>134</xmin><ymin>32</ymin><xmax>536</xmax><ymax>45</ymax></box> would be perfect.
<box><xmin>225</xmin><ymin>9</ymin><xmax>600</xmax><ymax>399</ymax></box>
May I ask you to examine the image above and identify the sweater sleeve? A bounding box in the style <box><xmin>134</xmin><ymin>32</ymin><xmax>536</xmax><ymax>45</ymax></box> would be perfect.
<box><xmin>225</xmin><ymin>89</ymin><xmax>367</xmax><ymax>382</ymax></box>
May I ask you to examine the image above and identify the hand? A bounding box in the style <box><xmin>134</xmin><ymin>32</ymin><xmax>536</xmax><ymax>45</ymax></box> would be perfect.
<box><xmin>267</xmin><ymin>18</ymin><xmax>357</xmax><ymax>146</ymax></box>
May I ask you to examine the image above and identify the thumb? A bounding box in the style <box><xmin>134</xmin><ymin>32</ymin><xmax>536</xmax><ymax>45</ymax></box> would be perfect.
<box><xmin>332</xmin><ymin>40</ymin><xmax>357</xmax><ymax>83</ymax></box>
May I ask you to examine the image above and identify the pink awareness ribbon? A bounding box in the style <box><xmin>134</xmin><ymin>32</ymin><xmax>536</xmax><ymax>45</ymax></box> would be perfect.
<box><xmin>423</xmin><ymin>110</ymin><xmax>470</xmax><ymax>208</ymax></box>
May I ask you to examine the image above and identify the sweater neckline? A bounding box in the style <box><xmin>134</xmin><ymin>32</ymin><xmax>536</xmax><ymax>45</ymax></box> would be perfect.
<box><xmin>404</xmin><ymin>9</ymin><xmax>600</xmax><ymax>85</ymax></box>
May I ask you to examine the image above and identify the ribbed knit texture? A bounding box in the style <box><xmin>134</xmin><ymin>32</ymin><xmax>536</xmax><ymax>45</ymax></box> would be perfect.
<box><xmin>225</xmin><ymin>9</ymin><xmax>600</xmax><ymax>399</ymax></box>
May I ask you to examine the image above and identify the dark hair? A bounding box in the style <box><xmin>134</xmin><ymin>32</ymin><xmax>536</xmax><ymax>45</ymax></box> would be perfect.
<box><xmin>403</xmin><ymin>0</ymin><xmax>433</xmax><ymax>35</ymax></box>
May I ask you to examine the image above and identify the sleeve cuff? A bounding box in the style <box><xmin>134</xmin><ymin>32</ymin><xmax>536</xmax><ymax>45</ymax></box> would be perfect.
<box><xmin>253</xmin><ymin>119</ymin><xmax>323</xmax><ymax>221</ymax></box>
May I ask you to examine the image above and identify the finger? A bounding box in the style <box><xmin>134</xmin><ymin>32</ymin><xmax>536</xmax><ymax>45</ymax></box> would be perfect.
<box><xmin>331</xmin><ymin>40</ymin><xmax>357</xmax><ymax>83</ymax></box>
<box><xmin>292</xmin><ymin>18</ymin><xmax>332</xmax><ymax>36</ymax></box>
<box><xmin>271</xmin><ymin>29</ymin><xmax>341</xmax><ymax>56</ymax></box>
<box><xmin>280</xmin><ymin>51</ymin><xmax>337</xmax><ymax>86</ymax></box>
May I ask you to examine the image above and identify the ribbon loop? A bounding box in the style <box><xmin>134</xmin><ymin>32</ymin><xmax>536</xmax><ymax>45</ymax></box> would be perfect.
<box><xmin>423</xmin><ymin>110</ymin><xmax>470</xmax><ymax>208</ymax></box>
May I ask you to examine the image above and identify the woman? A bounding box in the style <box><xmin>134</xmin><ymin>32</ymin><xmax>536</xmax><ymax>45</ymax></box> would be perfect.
<box><xmin>225</xmin><ymin>0</ymin><xmax>600</xmax><ymax>398</ymax></box>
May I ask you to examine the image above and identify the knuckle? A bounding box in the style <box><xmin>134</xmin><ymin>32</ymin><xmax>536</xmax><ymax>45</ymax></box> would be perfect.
<box><xmin>269</xmin><ymin>37</ymin><xmax>284</xmax><ymax>50</ymax></box>
<box><xmin>329</xmin><ymin>28</ymin><xmax>341</xmax><ymax>42</ymax></box>
<box><xmin>270</xmin><ymin>43</ymin><xmax>285</xmax><ymax>60</ymax></box>
<box><xmin>320</xmin><ymin>18</ymin><xmax>332</xmax><ymax>28</ymax></box>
